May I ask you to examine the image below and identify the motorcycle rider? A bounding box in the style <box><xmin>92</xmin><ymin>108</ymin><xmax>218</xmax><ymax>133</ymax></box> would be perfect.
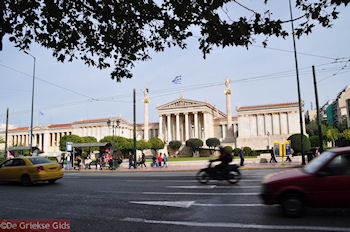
<box><xmin>210</xmin><ymin>146</ymin><xmax>233</xmax><ymax>174</ymax></box>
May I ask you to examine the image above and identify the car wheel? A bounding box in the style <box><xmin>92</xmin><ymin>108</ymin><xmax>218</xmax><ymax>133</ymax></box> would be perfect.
<box><xmin>48</xmin><ymin>179</ymin><xmax>57</xmax><ymax>184</ymax></box>
<box><xmin>196</xmin><ymin>170</ymin><xmax>209</xmax><ymax>184</ymax></box>
<box><xmin>21</xmin><ymin>174</ymin><xmax>32</xmax><ymax>186</ymax></box>
<box><xmin>227</xmin><ymin>170</ymin><xmax>241</xmax><ymax>184</ymax></box>
<box><xmin>281</xmin><ymin>193</ymin><xmax>304</xmax><ymax>217</ymax></box>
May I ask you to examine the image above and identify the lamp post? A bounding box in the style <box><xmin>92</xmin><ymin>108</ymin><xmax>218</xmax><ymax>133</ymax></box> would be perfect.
<box><xmin>107</xmin><ymin>119</ymin><xmax>120</xmax><ymax>170</ymax></box>
<box><xmin>24</xmin><ymin>51</ymin><xmax>36</xmax><ymax>154</ymax></box>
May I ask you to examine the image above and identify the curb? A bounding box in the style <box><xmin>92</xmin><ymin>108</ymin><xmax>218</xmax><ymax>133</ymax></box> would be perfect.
<box><xmin>64</xmin><ymin>165</ymin><xmax>301</xmax><ymax>173</ymax></box>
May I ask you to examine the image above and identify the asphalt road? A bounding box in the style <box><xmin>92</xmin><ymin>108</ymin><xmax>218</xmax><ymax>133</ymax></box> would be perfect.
<box><xmin>1</xmin><ymin>169</ymin><xmax>350</xmax><ymax>232</ymax></box>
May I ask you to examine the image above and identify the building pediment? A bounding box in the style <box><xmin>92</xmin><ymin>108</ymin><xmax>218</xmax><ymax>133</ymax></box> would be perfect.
<box><xmin>157</xmin><ymin>99</ymin><xmax>206</xmax><ymax>110</ymax></box>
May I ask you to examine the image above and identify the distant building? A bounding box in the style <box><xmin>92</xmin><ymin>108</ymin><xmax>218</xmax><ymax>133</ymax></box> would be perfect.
<box><xmin>306</xmin><ymin>109</ymin><xmax>317</xmax><ymax>122</ymax></box>
<box><xmin>0</xmin><ymin>78</ymin><xmax>306</xmax><ymax>152</ymax></box>
<box><xmin>333</xmin><ymin>85</ymin><xmax>350</xmax><ymax>127</ymax></box>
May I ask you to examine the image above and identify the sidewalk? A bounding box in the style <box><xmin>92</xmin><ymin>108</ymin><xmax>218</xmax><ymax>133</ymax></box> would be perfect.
<box><xmin>64</xmin><ymin>157</ymin><xmax>302</xmax><ymax>173</ymax></box>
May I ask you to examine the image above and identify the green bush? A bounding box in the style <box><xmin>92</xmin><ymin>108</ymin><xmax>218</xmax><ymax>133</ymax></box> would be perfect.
<box><xmin>233</xmin><ymin>148</ymin><xmax>241</xmax><ymax>156</ymax></box>
<box><xmin>169</xmin><ymin>140</ymin><xmax>182</xmax><ymax>150</ymax></box>
<box><xmin>206</xmin><ymin>138</ymin><xmax>220</xmax><ymax>149</ymax></box>
<box><xmin>287</xmin><ymin>134</ymin><xmax>311</xmax><ymax>154</ymax></box>
<box><xmin>137</xmin><ymin>139</ymin><xmax>152</xmax><ymax>152</ymax></box>
<box><xmin>185</xmin><ymin>138</ymin><xmax>203</xmax><ymax>156</ymax></box>
<box><xmin>223</xmin><ymin>146</ymin><xmax>233</xmax><ymax>154</ymax></box>
<box><xmin>243</xmin><ymin>147</ymin><xmax>252</xmax><ymax>156</ymax></box>
<box><xmin>149</xmin><ymin>137</ymin><xmax>165</xmax><ymax>153</ymax></box>
<box><xmin>309</xmin><ymin>135</ymin><xmax>319</xmax><ymax>148</ymax></box>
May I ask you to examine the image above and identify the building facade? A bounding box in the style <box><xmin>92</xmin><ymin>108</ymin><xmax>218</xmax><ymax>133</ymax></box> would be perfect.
<box><xmin>0</xmin><ymin>78</ymin><xmax>307</xmax><ymax>153</ymax></box>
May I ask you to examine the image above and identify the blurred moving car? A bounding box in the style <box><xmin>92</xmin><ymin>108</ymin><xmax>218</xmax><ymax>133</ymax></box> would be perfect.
<box><xmin>0</xmin><ymin>156</ymin><xmax>64</xmax><ymax>185</ymax></box>
<box><xmin>261</xmin><ymin>147</ymin><xmax>350</xmax><ymax>217</ymax></box>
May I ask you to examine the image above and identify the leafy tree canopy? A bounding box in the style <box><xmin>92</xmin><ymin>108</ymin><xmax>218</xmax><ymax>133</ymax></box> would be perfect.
<box><xmin>287</xmin><ymin>133</ymin><xmax>311</xmax><ymax>154</ymax></box>
<box><xmin>206</xmin><ymin>138</ymin><xmax>220</xmax><ymax>149</ymax></box>
<box><xmin>59</xmin><ymin>134</ymin><xmax>82</xmax><ymax>151</ymax></box>
<box><xmin>186</xmin><ymin>138</ymin><xmax>203</xmax><ymax>156</ymax></box>
<box><xmin>169</xmin><ymin>140</ymin><xmax>182</xmax><ymax>150</ymax></box>
<box><xmin>149</xmin><ymin>137</ymin><xmax>165</xmax><ymax>152</ymax></box>
<box><xmin>343</xmin><ymin>129</ymin><xmax>350</xmax><ymax>140</ymax></box>
<box><xmin>1</xmin><ymin>1</ymin><xmax>348</xmax><ymax>81</ymax></box>
<box><xmin>136</xmin><ymin>139</ymin><xmax>151</xmax><ymax>151</ymax></box>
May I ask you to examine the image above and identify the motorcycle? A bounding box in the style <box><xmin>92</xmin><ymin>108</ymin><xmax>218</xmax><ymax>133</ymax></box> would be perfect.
<box><xmin>196</xmin><ymin>162</ymin><xmax>241</xmax><ymax>184</ymax></box>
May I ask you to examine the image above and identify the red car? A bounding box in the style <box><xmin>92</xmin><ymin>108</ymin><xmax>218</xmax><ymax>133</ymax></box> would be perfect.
<box><xmin>261</xmin><ymin>147</ymin><xmax>350</xmax><ymax>217</ymax></box>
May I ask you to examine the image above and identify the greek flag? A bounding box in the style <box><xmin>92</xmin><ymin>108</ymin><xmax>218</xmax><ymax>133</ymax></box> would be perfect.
<box><xmin>172</xmin><ymin>75</ymin><xmax>182</xmax><ymax>84</ymax></box>
<box><xmin>39</xmin><ymin>111</ymin><xmax>44</xmax><ymax>116</ymax></box>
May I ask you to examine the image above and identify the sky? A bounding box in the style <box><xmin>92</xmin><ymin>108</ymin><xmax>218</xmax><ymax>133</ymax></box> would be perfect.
<box><xmin>0</xmin><ymin>1</ymin><xmax>349</xmax><ymax>128</ymax></box>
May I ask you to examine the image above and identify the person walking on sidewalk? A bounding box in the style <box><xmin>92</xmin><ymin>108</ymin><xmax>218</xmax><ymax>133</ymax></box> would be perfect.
<box><xmin>66</xmin><ymin>153</ymin><xmax>71</xmax><ymax>170</ymax></box>
<box><xmin>140</xmin><ymin>153</ymin><xmax>147</xmax><ymax>168</ymax></box>
<box><xmin>269</xmin><ymin>149</ymin><xmax>278</xmax><ymax>163</ymax></box>
<box><xmin>163</xmin><ymin>153</ymin><xmax>168</xmax><ymax>168</ymax></box>
<box><xmin>158</xmin><ymin>153</ymin><xmax>163</xmax><ymax>167</ymax></box>
<box><xmin>151</xmin><ymin>154</ymin><xmax>157</xmax><ymax>167</ymax></box>
<box><xmin>129</xmin><ymin>154</ymin><xmax>134</xmax><ymax>169</ymax></box>
<box><xmin>239</xmin><ymin>147</ymin><xmax>245</xmax><ymax>166</ymax></box>
<box><xmin>285</xmin><ymin>148</ymin><xmax>293</xmax><ymax>162</ymax></box>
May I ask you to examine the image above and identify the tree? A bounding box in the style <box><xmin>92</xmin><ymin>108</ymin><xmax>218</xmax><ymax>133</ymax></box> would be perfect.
<box><xmin>309</xmin><ymin>135</ymin><xmax>319</xmax><ymax>148</ymax></box>
<box><xmin>169</xmin><ymin>140</ymin><xmax>182</xmax><ymax>150</ymax></box>
<box><xmin>206</xmin><ymin>138</ymin><xmax>220</xmax><ymax>154</ymax></box>
<box><xmin>2</xmin><ymin>1</ymin><xmax>348</xmax><ymax>81</ymax></box>
<box><xmin>186</xmin><ymin>138</ymin><xmax>203</xmax><ymax>157</ymax></box>
<box><xmin>343</xmin><ymin>129</ymin><xmax>350</xmax><ymax>140</ymax></box>
<box><xmin>149</xmin><ymin>137</ymin><xmax>164</xmax><ymax>154</ymax></box>
<box><xmin>81</xmin><ymin>136</ymin><xmax>98</xmax><ymax>153</ymax></box>
<box><xmin>59</xmin><ymin>134</ymin><xmax>82</xmax><ymax>151</ymax></box>
<box><xmin>326</xmin><ymin>126</ymin><xmax>340</xmax><ymax>147</ymax></box>
<box><xmin>233</xmin><ymin>148</ymin><xmax>241</xmax><ymax>156</ymax></box>
<box><xmin>243</xmin><ymin>147</ymin><xmax>252</xmax><ymax>156</ymax></box>
<box><xmin>136</xmin><ymin>139</ymin><xmax>151</xmax><ymax>153</ymax></box>
<box><xmin>287</xmin><ymin>134</ymin><xmax>311</xmax><ymax>154</ymax></box>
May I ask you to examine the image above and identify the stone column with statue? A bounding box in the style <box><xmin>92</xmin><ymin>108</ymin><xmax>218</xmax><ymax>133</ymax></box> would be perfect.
<box><xmin>142</xmin><ymin>88</ymin><xmax>150</xmax><ymax>141</ymax></box>
<box><xmin>224</xmin><ymin>77</ymin><xmax>234</xmax><ymax>142</ymax></box>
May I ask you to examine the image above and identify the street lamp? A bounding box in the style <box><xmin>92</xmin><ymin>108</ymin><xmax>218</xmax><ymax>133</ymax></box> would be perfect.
<box><xmin>107</xmin><ymin>119</ymin><xmax>120</xmax><ymax>170</ymax></box>
<box><xmin>24</xmin><ymin>51</ymin><xmax>36</xmax><ymax>154</ymax></box>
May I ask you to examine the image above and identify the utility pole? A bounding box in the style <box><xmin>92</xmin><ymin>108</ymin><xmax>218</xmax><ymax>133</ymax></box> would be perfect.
<box><xmin>24</xmin><ymin>51</ymin><xmax>36</xmax><ymax>154</ymax></box>
<box><xmin>289</xmin><ymin>0</ymin><xmax>305</xmax><ymax>165</ymax></box>
<box><xmin>312</xmin><ymin>65</ymin><xmax>324</xmax><ymax>152</ymax></box>
<box><xmin>4</xmin><ymin>108</ymin><xmax>9</xmax><ymax>159</ymax></box>
<box><xmin>133</xmin><ymin>89</ymin><xmax>137</xmax><ymax>169</ymax></box>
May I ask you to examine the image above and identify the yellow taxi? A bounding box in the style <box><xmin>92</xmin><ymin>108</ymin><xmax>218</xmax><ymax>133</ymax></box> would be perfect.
<box><xmin>0</xmin><ymin>156</ymin><xmax>64</xmax><ymax>185</ymax></box>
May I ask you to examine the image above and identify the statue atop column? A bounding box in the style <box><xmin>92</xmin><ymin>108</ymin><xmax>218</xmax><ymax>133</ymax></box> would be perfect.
<box><xmin>224</xmin><ymin>77</ymin><xmax>234</xmax><ymax>142</ymax></box>
<box><xmin>143</xmin><ymin>88</ymin><xmax>150</xmax><ymax>140</ymax></box>
<box><xmin>142</xmin><ymin>88</ymin><xmax>150</xmax><ymax>103</ymax></box>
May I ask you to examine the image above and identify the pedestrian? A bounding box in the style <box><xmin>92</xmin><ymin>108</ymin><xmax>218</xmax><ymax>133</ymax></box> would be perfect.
<box><xmin>140</xmin><ymin>153</ymin><xmax>147</xmax><ymax>168</ymax></box>
<box><xmin>269</xmin><ymin>149</ymin><xmax>277</xmax><ymax>163</ymax></box>
<box><xmin>151</xmin><ymin>154</ymin><xmax>157</xmax><ymax>167</ymax></box>
<box><xmin>158</xmin><ymin>153</ymin><xmax>163</xmax><ymax>167</ymax></box>
<box><xmin>315</xmin><ymin>147</ymin><xmax>321</xmax><ymax>157</ymax></box>
<box><xmin>239</xmin><ymin>147</ymin><xmax>245</xmax><ymax>166</ymax></box>
<box><xmin>163</xmin><ymin>153</ymin><xmax>168</xmax><ymax>168</ymax></box>
<box><xmin>66</xmin><ymin>152</ymin><xmax>71</xmax><ymax>170</ymax></box>
<box><xmin>129</xmin><ymin>154</ymin><xmax>134</xmax><ymax>169</ymax></box>
<box><xmin>77</xmin><ymin>155</ymin><xmax>82</xmax><ymax>171</ymax></box>
<box><xmin>286</xmin><ymin>148</ymin><xmax>292</xmax><ymax>162</ymax></box>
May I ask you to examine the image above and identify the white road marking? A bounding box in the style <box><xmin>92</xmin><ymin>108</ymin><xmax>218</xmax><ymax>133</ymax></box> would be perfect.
<box><xmin>129</xmin><ymin>201</ymin><xmax>265</xmax><ymax>208</ymax></box>
<box><xmin>130</xmin><ymin>201</ymin><xmax>195</xmax><ymax>208</ymax></box>
<box><xmin>142</xmin><ymin>192</ymin><xmax>259</xmax><ymax>196</ymax></box>
<box><xmin>167</xmin><ymin>185</ymin><xmax>260</xmax><ymax>189</ymax></box>
<box><xmin>121</xmin><ymin>218</ymin><xmax>350</xmax><ymax>231</ymax></box>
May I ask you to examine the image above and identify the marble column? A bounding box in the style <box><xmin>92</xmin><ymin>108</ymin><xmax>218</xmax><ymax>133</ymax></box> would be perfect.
<box><xmin>194</xmin><ymin>112</ymin><xmax>199</xmax><ymax>138</ymax></box>
<box><xmin>167</xmin><ymin>114</ymin><xmax>172</xmax><ymax>142</ymax></box>
<box><xmin>175</xmin><ymin>113</ymin><xmax>180</xmax><ymax>141</ymax></box>
<box><xmin>184</xmin><ymin>113</ymin><xmax>189</xmax><ymax>141</ymax></box>
<box><xmin>224</xmin><ymin>77</ymin><xmax>233</xmax><ymax>140</ymax></box>
<box><xmin>203</xmin><ymin>112</ymin><xmax>207</xmax><ymax>141</ymax></box>
<box><xmin>158</xmin><ymin>115</ymin><xmax>163</xmax><ymax>141</ymax></box>
<box><xmin>143</xmin><ymin>88</ymin><xmax>150</xmax><ymax>141</ymax></box>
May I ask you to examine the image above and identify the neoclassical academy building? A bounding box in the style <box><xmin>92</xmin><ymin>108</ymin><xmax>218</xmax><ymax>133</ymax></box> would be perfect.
<box><xmin>1</xmin><ymin>78</ymin><xmax>305</xmax><ymax>154</ymax></box>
